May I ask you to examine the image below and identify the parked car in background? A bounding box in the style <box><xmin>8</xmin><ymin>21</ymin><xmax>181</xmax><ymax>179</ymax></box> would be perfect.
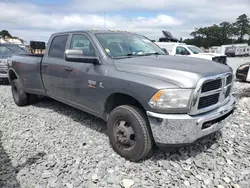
<box><xmin>236</xmin><ymin>62</ymin><xmax>250</xmax><ymax>82</ymax></box>
<box><xmin>155</xmin><ymin>42</ymin><xmax>228</xmax><ymax>65</ymax></box>
<box><xmin>7</xmin><ymin>30</ymin><xmax>235</xmax><ymax>161</ymax></box>
<box><xmin>0</xmin><ymin>43</ymin><xmax>30</xmax><ymax>83</ymax></box>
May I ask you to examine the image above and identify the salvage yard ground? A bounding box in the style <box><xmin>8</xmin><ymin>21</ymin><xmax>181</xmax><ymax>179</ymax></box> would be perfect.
<box><xmin>0</xmin><ymin>58</ymin><xmax>250</xmax><ymax>188</ymax></box>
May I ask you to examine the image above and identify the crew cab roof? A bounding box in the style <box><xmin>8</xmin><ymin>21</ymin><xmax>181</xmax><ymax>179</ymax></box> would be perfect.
<box><xmin>52</xmin><ymin>30</ymin><xmax>140</xmax><ymax>36</ymax></box>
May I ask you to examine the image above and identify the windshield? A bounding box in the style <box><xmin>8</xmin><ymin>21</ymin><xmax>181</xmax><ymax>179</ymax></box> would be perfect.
<box><xmin>0</xmin><ymin>45</ymin><xmax>30</xmax><ymax>59</ymax></box>
<box><xmin>7</xmin><ymin>45</ymin><xmax>30</xmax><ymax>54</ymax></box>
<box><xmin>95</xmin><ymin>33</ymin><xmax>165</xmax><ymax>58</ymax></box>
<box><xmin>187</xmin><ymin>46</ymin><xmax>204</xmax><ymax>54</ymax></box>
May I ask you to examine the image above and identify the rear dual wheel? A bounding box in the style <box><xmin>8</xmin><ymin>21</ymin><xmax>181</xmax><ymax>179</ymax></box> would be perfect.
<box><xmin>107</xmin><ymin>105</ymin><xmax>153</xmax><ymax>162</ymax></box>
<box><xmin>11</xmin><ymin>79</ymin><xmax>37</xmax><ymax>106</ymax></box>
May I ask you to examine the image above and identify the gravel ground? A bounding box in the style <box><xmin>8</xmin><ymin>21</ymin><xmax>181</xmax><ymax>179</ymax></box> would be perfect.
<box><xmin>0</xmin><ymin>81</ymin><xmax>250</xmax><ymax>188</ymax></box>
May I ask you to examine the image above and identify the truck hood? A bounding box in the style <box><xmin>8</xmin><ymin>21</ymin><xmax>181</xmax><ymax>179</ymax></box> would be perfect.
<box><xmin>114</xmin><ymin>55</ymin><xmax>231</xmax><ymax>88</ymax></box>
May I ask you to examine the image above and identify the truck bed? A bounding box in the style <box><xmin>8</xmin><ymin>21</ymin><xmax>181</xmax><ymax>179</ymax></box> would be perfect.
<box><xmin>9</xmin><ymin>54</ymin><xmax>46</xmax><ymax>95</ymax></box>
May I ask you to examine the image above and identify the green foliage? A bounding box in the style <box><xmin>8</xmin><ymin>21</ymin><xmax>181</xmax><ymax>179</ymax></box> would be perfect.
<box><xmin>0</xmin><ymin>30</ymin><xmax>24</xmax><ymax>43</ymax></box>
<box><xmin>183</xmin><ymin>14</ymin><xmax>250</xmax><ymax>48</ymax></box>
<box><xmin>0</xmin><ymin>30</ymin><xmax>12</xmax><ymax>38</ymax></box>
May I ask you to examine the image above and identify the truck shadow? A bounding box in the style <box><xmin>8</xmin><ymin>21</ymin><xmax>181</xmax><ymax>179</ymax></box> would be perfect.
<box><xmin>0</xmin><ymin>131</ymin><xmax>46</xmax><ymax>188</ymax></box>
<box><xmin>34</xmin><ymin>96</ymin><xmax>107</xmax><ymax>134</ymax></box>
<box><xmin>33</xmin><ymin>97</ymin><xmax>222</xmax><ymax>161</ymax></box>
<box><xmin>0</xmin><ymin>80</ymin><xmax>10</xmax><ymax>85</ymax></box>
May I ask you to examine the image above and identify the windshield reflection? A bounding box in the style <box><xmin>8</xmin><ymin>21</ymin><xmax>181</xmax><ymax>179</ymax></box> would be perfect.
<box><xmin>95</xmin><ymin>33</ymin><xmax>165</xmax><ymax>58</ymax></box>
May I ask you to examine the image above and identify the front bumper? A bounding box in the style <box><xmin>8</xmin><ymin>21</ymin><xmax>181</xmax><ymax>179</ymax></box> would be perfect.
<box><xmin>147</xmin><ymin>96</ymin><xmax>236</xmax><ymax>145</ymax></box>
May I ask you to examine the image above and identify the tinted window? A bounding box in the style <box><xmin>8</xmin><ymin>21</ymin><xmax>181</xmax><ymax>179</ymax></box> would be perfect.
<box><xmin>49</xmin><ymin>35</ymin><xmax>68</xmax><ymax>58</ymax></box>
<box><xmin>176</xmin><ymin>46</ymin><xmax>190</xmax><ymax>55</ymax></box>
<box><xmin>70</xmin><ymin>34</ymin><xmax>96</xmax><ymax>56</ymax></box>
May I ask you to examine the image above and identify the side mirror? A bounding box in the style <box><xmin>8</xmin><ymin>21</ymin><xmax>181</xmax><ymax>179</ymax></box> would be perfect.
<box><xmin>161</xmin><ymin>48</ymin><xmax>169</xmax><ymax>55</ymax></box>
<box><xmin>65</xmin><ymin>49</ymin><xmax>100</xmax><ymax>64</ymax></box>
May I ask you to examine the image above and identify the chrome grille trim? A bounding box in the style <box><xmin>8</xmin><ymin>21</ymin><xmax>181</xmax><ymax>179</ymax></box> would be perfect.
<box><xmin>189</xmin><ymin>72</ymin><xmax>233</xmax><ymax>115</ymax></box>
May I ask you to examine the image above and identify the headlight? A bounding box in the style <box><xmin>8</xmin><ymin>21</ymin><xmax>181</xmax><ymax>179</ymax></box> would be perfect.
<box><xmin>0</xmin><ymin>59</ymin><xmax>8</xmax><ymax>66</ymax></box>
<box><xmin>148</xmin><ymin>89</ymin><xmax>192</xmax><ymax>109</ymax></box>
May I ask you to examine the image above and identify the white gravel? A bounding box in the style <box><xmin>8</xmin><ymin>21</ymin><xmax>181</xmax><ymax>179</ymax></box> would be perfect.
<box><xmin>0</xmin><ymin>81</ymin><xmax>250</xmax><ymax>188</ymax></box>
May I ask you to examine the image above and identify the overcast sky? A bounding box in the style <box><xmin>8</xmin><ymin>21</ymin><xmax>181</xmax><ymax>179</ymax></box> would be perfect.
<box><xmin>0</xmin><ymin>0</ymin><xmax>249</xmax><ymax>43</ymax></box>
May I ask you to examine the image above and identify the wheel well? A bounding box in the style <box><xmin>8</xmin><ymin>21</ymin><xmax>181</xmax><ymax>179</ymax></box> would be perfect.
<box><xmin>104</xmin><ymin>93</ymin><xmax>145</xmax><ymax>116</ymax></box>
<box><xmin>8</xmin><ymin>70</ymin><xmax>17</xmax><ymax>83</ymax></box>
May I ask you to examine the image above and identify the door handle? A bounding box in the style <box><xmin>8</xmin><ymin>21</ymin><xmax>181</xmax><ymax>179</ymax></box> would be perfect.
<box><xmin>65</xmin><ymin>67</ymin><xmax>73</xmax><ymax>71</ymax></box>
<box><xmin>42</xmin><ymin>63</ymin><xmax>48</xmax><ymax>67</ymax></box>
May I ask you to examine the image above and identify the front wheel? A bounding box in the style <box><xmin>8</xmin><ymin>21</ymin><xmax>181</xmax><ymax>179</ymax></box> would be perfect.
<box><xmin>107</xmin><ymin>105</ymin><xmax>153</xmax><ymax>162</ymax></box>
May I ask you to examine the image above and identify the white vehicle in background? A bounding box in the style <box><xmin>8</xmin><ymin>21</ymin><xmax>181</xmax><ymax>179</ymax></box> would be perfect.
<box><xmin>155</xmin><ymin>42</ymin><xmax>228</xmax><ymax>65</ymax></box>
<box><xmin>247</xmin><ymin>46</ymin><xmax>250</xmax><ymax>56</ymax></box>
<box><xmin>209</xmin><ymin>46</ymin><xmax>221</xmax><ymax>53</ymax></box>
<box><xmin>235</xmin><ymin>46</ymin><xmax>245</xmax><ymax>57</ymax></box>
<box><xmin>154</xmin><ymin>30</ymin><xmax>227</xmax><ymax>65</ymax></box>
<box><xmin>243</xmin><ymin>46</ymin><xmax>250</xmax><ymax>56</ymax></box>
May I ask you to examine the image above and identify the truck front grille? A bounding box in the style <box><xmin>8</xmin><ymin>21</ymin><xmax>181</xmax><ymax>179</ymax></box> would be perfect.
<box><xmin>225</xmin><ymin>85</ymin><xmax>231</xmax><ymax>98</ymax></box>
<box><xmin>190</xmin><ymin>72</ymin><xmax>233</xmax><ymax>115</ymax></box>
<box><xmin>198</xmin><ymin>93</ymin><xmax>220</xmax><ymax>109</ymax></box>
<box><xmin>226</xmin><ymin>75</ymin><xmax>233</xmax><ymax>85</ymax></box>
<box><xmin>201</xmin><ymin>79</ymin><xmax>221</xmax><ymax>93</ymax></box>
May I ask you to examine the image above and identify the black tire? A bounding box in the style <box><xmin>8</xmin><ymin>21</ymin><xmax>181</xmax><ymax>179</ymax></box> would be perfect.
<box><xmin>11</xmin><ymin>79</ymin><xmax>37</xmax><ymax>106</ymax></box>
<box><xmin>107</xmin><ymin>105</ymin><xmax>153</xmax><ymax>162</ymax></box>
<box><xmin>11</xmin><ymin>79</ymin><xmax>29</xmax><ymax>106</ymax></box>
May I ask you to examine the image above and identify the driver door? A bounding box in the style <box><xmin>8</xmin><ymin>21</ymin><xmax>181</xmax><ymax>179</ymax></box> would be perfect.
<box><xmin>62</xmin><ymin>34</ymin><xmax>101</xmax><ymax>113</ymax></box>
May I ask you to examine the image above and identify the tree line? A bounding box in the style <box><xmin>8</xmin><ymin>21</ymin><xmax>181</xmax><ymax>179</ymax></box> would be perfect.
<box><xmin>182</xmin><ymin>14</ymin><xmax>250</xmax><ymax>48</ymax></box>
<box><xmin>0</xmin><ymin>30</ymin><xmax>24</xmax><ymax>43</ymax></box>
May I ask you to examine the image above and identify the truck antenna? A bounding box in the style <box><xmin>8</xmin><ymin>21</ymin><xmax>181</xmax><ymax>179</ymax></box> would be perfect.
<box><xmin>104</xmin><ymin>12</ymin><xmax>106</xmax><ymax>30</ymax></box>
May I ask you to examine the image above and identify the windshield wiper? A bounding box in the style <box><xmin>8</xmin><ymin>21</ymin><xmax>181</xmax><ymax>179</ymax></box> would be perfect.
<box><xmin>113</xmin><ymin>54</ymin><xmax>134</xmax><ymax>59</ymax></box>
<box><xmin>113</xmin><ymin>52</ymin><xmax>162</xmax><ymax>59</ymax></box>
<box><xmin>125</xmin><ymin>52</ymin><xmax>160</xmax><ymax>56</ymax></box>
<box><xmin>113</xmin><ymin>53</ymin><xmax>141</xmax><ymax>59</ymax></box>
<box><xmin>143</xmin><ymin>52</ymin><xmax>160</xmax><ymax>56</ymax></box>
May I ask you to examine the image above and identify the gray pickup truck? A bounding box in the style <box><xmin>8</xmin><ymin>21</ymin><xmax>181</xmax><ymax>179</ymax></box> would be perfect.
<box><xmin>7</xmin><ymin>30</ymin><xmax>236</xmax><ymax>161</ymax></box>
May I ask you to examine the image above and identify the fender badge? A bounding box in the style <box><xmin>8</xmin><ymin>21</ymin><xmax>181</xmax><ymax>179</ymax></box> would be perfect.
<box><xmin>99</xmin><ymin>82</ymin><xmax>104</xmax><ymax>88</ymax></box>
<box><xmin>88</xmin><ymin>80</ymin><xmax>96</xmax><ymax>88</ymax></box>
